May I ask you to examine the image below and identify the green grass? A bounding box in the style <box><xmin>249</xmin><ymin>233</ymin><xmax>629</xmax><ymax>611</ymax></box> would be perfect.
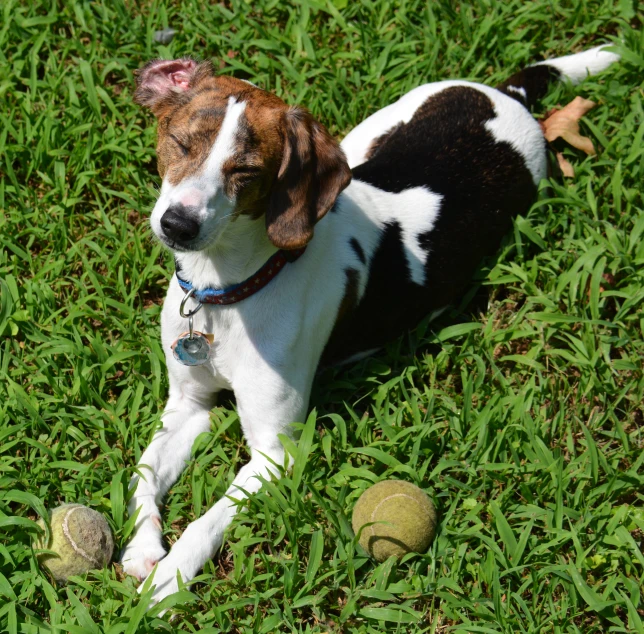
<box><xmin>1</xmin><ymin>0</ymin><xmax>643</xmax><ymax>631</ymax></box>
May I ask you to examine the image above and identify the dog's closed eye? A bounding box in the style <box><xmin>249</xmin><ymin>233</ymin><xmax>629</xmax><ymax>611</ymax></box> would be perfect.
<box><xmin>170</xmin><ymin>134</ymin><xmax>191</xmax><ymax>156</ymax></box>
<box><xmin>229</xmin><ymin>165</ymin><xmax>262</xmax><ymax>181</ymax></box>
<box><xmin>224</xmin><ymin>164</ymin><xmax>264</xmax><ymax>200</ymax></box>
<box><xmin>230</xmin><ymin>165</ymin><xmax>261</xmax><ymax>176</ymax></box>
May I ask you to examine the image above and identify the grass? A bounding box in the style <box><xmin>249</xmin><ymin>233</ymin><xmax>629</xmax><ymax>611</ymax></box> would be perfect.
<box><xmin>0</xmin><ymin>0</ymin><xmax>643</xmax><ymax>631</ymax></box>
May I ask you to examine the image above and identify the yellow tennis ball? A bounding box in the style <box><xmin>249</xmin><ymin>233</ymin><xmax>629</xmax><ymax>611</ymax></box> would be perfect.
<box><xmin>352</xmin><ymin>480</ymin><xmax>437</xmax><ymax>562</ymax></box>
<box><xmin>35</xmin><ymin>504</ymin><xmax>114</xmax><ymax>582</ymax></box>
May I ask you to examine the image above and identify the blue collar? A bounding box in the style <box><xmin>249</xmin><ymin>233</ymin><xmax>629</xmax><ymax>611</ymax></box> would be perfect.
<box><xmin>175</xmin><ymin>247</ymin><xmax>306</xmax><ymax>305</ymax></box>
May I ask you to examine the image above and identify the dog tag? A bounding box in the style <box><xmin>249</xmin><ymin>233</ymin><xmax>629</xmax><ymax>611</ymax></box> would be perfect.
<box><xmin>171</xmin><ymin>331</ymin><xmax>214</xmax><ymax>366</ymax></box>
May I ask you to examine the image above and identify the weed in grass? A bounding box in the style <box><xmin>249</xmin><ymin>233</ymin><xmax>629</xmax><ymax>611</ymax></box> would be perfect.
<box><xmin>0</xmin><ymin>1</ymin><xmax>643</xmax><ymax>632</ymax></box>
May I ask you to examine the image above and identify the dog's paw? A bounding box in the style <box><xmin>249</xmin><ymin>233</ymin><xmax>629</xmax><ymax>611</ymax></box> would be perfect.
<box><xmin>122</xmin><ymin>542</ymin><xmax>167</xmax><ymax>581</ymax></box>
<box><xmin>138</xmin><ymin>522</ymin><xmax>213</xmax><ymax>609</ymax></box>
<box><xmin>120</xmin><ymin>518</ymin><xmax>167</xmax><ymax>581</ymax></box>
<box><xmin>138</xmin><ymin>548</ymin><xmax>194</xmax><ymax>612</ymax></box>
<box><xmin>141</xmin><ymin>557</ymin><xmax>182</xmax><ymax>606</ymax></box>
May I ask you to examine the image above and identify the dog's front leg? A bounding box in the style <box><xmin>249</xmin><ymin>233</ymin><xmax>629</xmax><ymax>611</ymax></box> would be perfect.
<box><xmin>121</xmin><ymin>389</ymin><xmax>216</xmax><ymax>581</ymax></box>
<box><xmin>143</xmin><ymin>366</ymin><xmax>310</xmax><ymax>607</ymax></box>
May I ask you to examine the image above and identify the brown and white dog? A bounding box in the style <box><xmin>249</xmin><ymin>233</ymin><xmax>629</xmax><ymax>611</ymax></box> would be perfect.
<box><xmin>121</xmin><ymin>46</ymin><xmax>618</xmax><ymax>605</ymax></box>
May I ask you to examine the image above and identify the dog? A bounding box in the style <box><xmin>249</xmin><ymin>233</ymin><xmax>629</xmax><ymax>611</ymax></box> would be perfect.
<box><xmin>120</xmin><ymin>45</ymin><xmax>619</xmax><ymax>605</ymax></box>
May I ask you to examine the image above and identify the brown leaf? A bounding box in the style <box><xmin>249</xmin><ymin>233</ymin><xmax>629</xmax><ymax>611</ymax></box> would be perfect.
<box><xmin>541</xmin><ymin>96</ymin><xmax>597</xmax><ymax>156</ymax></box>
<box><xmin>556</xmin><ymin>152</ymin><xmax>575</xmax><ymax>178</ymax></box>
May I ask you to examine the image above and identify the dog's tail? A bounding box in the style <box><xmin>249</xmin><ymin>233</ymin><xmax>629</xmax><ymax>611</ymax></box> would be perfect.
<box><xmin>497</xmin><ymin>45</ymin><xmax>620</xmax><ymax>109</ymax></box>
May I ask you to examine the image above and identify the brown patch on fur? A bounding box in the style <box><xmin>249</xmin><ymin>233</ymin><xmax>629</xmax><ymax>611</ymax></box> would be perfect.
<box><xmin>152</xmin><ymin>74</ymin><xmax>288</xmax><ymax>186</ymax></box>
<box><xmin>365</xmin><ymin>122</ymin><xmax>403</xmax><ymax>161</ymax></box>
<box><xmin>220</xmin><ymin>107</ymin><xmax>285</xmax><ymax>217</ymax></box>
<box><xmin>335</xmin><ymin>269</ymin><xmax>360</xmax><ymax>325</ymax></box>
<box><xmin>265</xmin><ymin>108</ymin><xmax>352</xmax><ymax>249</ymax></box>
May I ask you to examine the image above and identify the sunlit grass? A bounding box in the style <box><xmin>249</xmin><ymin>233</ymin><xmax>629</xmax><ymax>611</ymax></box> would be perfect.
<box><xmin>0</xmin><ymin>0</ymin><xmax>642</xmax><ymax>631</ymax></box>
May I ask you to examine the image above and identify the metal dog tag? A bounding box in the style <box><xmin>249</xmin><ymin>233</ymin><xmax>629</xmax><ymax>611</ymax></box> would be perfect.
<box><xmin>172</xmin><ymin>331</ymin><xmax>213</xmax><ymax>366</ymax></box>
<box><xmin>173</xmin><ymin>288</ymin><xmax>214</xmax><ymax>366</ymax></box>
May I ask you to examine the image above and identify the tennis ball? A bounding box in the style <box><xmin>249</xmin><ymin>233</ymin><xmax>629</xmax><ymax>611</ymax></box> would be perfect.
<box><xmin>35</xmin><ymin>504</ymin><xmax>114</xmax><ymax>582</ymax></box>
<box><xmin>352</xmin><ymin>480</ymin><xmax>437</xmax><ymax>562</ymax></box>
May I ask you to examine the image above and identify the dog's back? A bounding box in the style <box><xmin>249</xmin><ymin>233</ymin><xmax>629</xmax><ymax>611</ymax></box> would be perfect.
<box><xmin>322</xmin><ymin>47</ymin><xmax>619</xmax><ymax>364</ymax></box>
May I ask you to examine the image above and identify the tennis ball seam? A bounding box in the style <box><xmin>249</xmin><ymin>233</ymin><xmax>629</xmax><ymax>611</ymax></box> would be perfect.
<box><xmin>368</xmin><ymin>493</ymin><xmax>422</xmax><ymax>536</ymax></box>
<box><xmin>62</xmin><ymin>506</ymin><xmax>101</xmax><ymax>566</ymax></box>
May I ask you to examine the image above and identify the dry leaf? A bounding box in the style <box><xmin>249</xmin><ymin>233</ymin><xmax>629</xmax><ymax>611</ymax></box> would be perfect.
<box><xmin>555</xmin><ymin>152</ymin><xmax>575</xmax><ymax>177</ymax></box>
<box><xmin>540</xmin><ymin>96</ymin><xmax>597</xmax><ymax>154</ymax></box>
<box><xmin>539</xmin><ymin>97</ymin><xmax>597</xmax><ymax>178</ymax></box>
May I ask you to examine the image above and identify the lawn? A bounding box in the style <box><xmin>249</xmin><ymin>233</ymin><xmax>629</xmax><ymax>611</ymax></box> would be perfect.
<box><xmin>1</xmin><ymin>0</ymin><xmax>643</xmax><ymax>632</ymax></box>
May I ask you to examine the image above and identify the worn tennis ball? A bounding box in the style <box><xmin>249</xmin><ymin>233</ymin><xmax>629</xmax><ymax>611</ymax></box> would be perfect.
<box><xmin>35</xmin><ymin>504</ymin><xmax>114</xmax><ymax>582</ymax></box>
<box><xmin>352</xmin><ymin>480</ymin><xmax>437</xmax><ymax>562</ymax></box>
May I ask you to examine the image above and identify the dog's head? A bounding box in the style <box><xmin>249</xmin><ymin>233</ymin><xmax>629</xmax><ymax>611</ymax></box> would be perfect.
<box><xmin>135</xmin><ymin>59</ymin><xmax>351</xmax><ymax>252</ymax></box>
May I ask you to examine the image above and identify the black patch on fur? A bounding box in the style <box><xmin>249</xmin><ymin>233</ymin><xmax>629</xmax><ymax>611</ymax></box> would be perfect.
<box><xmin>497</xmin><ymin>64</ymin><xmax>561</xmax><ymax>109</ymax></box>
<box><xmin>321</xmin><ymin>86</ymin><xmax>538</xmax><ymax>365</ymax></box>
<box><xmin>323</xmin><ymin>224</ymin><xmax>417</xmax><ymax>364</ymax></box>
<box><xmin>365</xmin><ymin>122</ymin><xmax>403</xmax><ymax>161</ymax></box>
<box><xmin>349</xmin><ymin>237</ymin><xmax>366</xmax><ymax>264</ymax></box>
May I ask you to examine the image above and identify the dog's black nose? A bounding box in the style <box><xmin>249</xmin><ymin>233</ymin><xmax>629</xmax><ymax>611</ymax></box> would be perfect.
<box><xmin>160</xmin><ymin>206</ymin><xmax>200</xmax><ymax>242</ymax></box>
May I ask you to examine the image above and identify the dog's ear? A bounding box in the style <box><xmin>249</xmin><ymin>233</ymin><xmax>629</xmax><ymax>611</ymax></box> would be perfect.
<box><xmin>134</xmin><ymin>59</ymin><xmax>211</xmax><ymax>115</ymax></box>
<box><xmin>266</xmin><ymin>108</ymin><xmax>352</xmax><ymax>250</ymax></box>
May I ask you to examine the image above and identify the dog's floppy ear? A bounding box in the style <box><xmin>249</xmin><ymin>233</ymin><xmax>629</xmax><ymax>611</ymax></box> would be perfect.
<box><xmin>134</xmin><ymin>58</ymin><xmax>211</xmax><ymax>115</ymax></box>
<box><xmin>266</xmin><ymin>108</ymin><xmax>352</xmax><ymax>250</ymax></box>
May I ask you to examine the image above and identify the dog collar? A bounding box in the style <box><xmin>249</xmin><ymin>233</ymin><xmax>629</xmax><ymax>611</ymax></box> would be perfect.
<box><xmin>175</xmin><ymin>247</ymin><xmax>306</xmax><ymax>305</ymax></box>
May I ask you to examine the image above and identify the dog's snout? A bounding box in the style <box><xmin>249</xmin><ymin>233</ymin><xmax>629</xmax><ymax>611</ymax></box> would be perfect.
<box><xmin>160</xmin><ymin>206</ymin><xmax>200</xmax><ymax>242</ymax></box>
